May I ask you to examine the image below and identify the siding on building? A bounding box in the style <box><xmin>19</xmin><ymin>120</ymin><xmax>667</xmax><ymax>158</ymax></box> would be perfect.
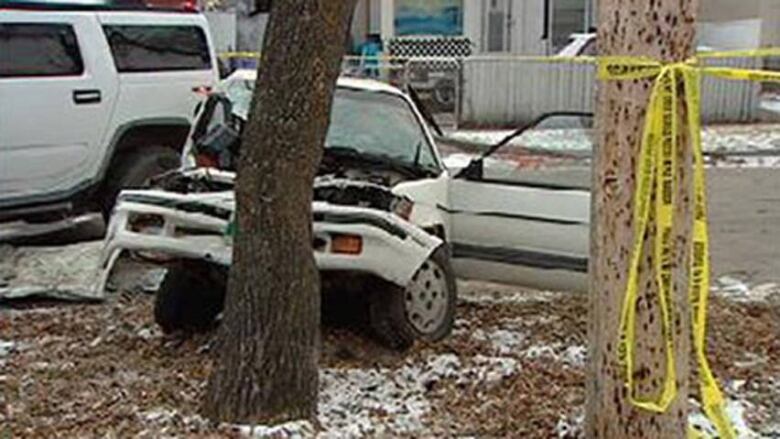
<box><xmin>699</xmin><ymin>0</ymin><xmax>780</xmax><ymax>47</ymax></box>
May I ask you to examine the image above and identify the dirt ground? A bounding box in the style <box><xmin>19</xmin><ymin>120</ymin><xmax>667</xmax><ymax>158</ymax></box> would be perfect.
<box><xmin>2</xmin><ymin>282</ymin><xmax>779</xmax><ymax>438</ymax></box>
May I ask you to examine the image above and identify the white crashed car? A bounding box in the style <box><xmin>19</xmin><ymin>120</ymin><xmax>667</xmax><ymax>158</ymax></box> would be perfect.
<box><xmin>97</xmin><ymin>70</ymin><xmax>591</xmax><ymax>348</ymax></box>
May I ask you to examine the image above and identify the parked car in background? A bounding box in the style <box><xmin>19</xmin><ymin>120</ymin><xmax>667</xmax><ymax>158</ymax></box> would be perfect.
<box><xmin>557</xmin><ymin>33</ymin><xmax>597</xmax><ymax>57</ymax></box>
<box><xmin>97</xmin><ymin>70</ymin><xmax>592</xmax><ymax>349</ymax></box>
<box><xmin>557</xmin><ymin>32</ymin><xmax>716</xmax><ymax>57</ymax></box>
<box><xmin>0</xmin><ymin>1</ymin><xmax>218</xmax><ymax>240</ymax></box>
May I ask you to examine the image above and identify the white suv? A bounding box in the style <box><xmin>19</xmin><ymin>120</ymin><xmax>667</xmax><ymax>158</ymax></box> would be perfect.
<box><xmin>0</xmin><ymin>3</ymin><xmax>218</xmax><ymax>238</ymax></box>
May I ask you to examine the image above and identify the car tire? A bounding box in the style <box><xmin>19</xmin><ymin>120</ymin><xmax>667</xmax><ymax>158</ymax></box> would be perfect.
<box><xmin>100</xmin><ymin>146</ymin><xmax>180</xmax><ymax>220</ymax></box>
<box><xmin>154</xmin><ymin>261</ymin><xmax>227</xmax><ymax>334</ymax></box>
<box><xmin>369</xmin><ymin>245</ymin><xmax>457</xmax><ymax>350</ymax></box>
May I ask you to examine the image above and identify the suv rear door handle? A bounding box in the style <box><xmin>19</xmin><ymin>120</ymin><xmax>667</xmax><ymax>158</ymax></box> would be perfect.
<box><xmin>73</xmin><ymin>89</ymin><xmax>101</xmax><ymax>105</ymax></box>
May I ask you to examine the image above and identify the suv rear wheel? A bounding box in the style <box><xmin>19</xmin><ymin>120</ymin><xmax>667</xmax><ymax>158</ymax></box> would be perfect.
<box><xmin>100</xmin><ymin>146</ymin><xmax>180</xmax><ymax>219</ymax></box>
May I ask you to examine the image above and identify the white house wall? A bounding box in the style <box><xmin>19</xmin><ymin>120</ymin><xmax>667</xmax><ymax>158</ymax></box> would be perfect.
<box><xmin>376</xmin><ymin>0</ymin><xmax>545</xmax><ymax>55</ymax></box>
<box><xmin>510</xmin><ymin>0</ymin><xmax>546</xmax><ymax>55</ymax></box>
<box><xmin>698</xmin><ymin>19</ymin><xmax>763</xmax><ymax>50</ymax></box>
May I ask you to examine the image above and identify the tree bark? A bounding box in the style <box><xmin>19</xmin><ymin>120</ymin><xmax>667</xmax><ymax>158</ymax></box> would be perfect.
<box><xmin>587</xmin><ymin>1</ymin><xmax>699</xmax><ymax>437</ymax></box>
<box><xmin>202</xmin><ymin>0</ymin><xmax>357</xmax><ymax>424</ymax></box>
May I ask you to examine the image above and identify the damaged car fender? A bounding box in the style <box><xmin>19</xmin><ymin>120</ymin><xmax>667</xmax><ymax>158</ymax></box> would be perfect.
<box><xmin>392</xmin><ymin>174</ymin><xmax>452</xmax><ymax>239</ymax></box>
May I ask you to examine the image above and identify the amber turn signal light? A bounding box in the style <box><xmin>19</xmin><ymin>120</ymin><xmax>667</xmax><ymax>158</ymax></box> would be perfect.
<box><xmin>330</xmin><ymin>234</ymin><xmax>362</xmax><ymax>255</ymax></box>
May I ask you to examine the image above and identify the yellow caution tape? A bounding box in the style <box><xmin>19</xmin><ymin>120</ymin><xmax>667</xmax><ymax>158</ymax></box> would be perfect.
<box><xmin>218</xmin><ymin>51</ymin><xmax>262</xmax><ymax>59</ymax></box>
<box><xmin>217</xmin><ymin>51</ymin><xmax>599</xmax><ymax>64</ymax></box>
<box><xmin>598</xmin><ymin>50</ymin><xmax>780</xmax><ymax>438</ymax></box>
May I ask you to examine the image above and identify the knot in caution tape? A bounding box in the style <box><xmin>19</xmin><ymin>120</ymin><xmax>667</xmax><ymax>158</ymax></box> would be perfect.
<box><xmin>598</xmin><ymin>50</ymin><xmax>780</xmax><ymax>439</ymax></box>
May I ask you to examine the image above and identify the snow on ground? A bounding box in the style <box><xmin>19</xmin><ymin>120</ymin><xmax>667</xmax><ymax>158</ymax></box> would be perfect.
<box><xmin>237</xmin><ymin>420</ymin><xmax>316</xmax><ymax>438</ymax></box>
<box><xmin>556</xmin><ymin>408</ymin><xmax>584</xmax><ymax>438</ymax></box>
<box><xmin>2</xmin><ymin>167</ymin><xmax>779</xmax><ymax>437</ymax></box>
<box><xmin>712</xmin><ymin>275</ymin><xmax>780</xmax><ymax>304</ymax></box>
<box><xmin>446</xmin><ymin>124</ymin><xmax>780</xmax><ymax>168</ymax></box>
<box><xmin>3</xmin><ymin>272</ymin><xmax>778</xmax><ymax>437</ymax></box>
<box><xmin>317</xmin><ymin>352</ymin><xmax>521</xmax><ymax>437</ymax></box>
<box><xmin>759</xmin><ymin>94</ymin><xmax>780</xmax><ymax>115</ymax></box>
<box><xmin>0</xmin><ymin>339</ymin><xmax>16</xmax><ymax>370</ymax></box>
<box><xmin>458</xmin><ymin>281</ymin><xmax>566</xmax><ymax>305</ymax></box>
<box><xmin>553</xmin><ymin>384</ymin><xmax>773</xmax><ymax>439</ymax></box>
<box><xmin>688</xmin><ymin>389</ymin><xmax>763</xmax><ymax>438</ymax></box>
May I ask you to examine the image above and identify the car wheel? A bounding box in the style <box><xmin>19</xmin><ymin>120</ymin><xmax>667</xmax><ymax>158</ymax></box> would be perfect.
<box><xmin>154</xmin><ymin>261</ymin><xmax>227</xmax><ymax>333</ymax></box>
<box><xmin>369</xmin><ymin>245</ymin><xmax>457</xmax><ymax>350</ymax></box>
<box><xmin>100</xmin><ymin>146</ymin><xmax>180</xmax><ymax>220</ymax></box>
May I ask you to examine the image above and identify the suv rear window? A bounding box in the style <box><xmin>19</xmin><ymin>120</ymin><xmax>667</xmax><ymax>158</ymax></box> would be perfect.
<box><xmin>103</xmin><ymin>25</ymin><xmax>211</xmax><ymax>72</ymax></box>
<box><xmin>0</xmin><ymin>23</ymin><xmax>83</xmax><ymax>78</ymax></box>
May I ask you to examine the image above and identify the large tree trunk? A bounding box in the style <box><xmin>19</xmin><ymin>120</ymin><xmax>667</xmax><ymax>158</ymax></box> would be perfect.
<box><xmin>587</xmin><ymin>0</ymin><xmax>699</xmax><ymax>437</ymax></box>
<box><xmin>201</xmin><ymin>0</ymin><xmax>357</xmax><ymax>424</ymax></box>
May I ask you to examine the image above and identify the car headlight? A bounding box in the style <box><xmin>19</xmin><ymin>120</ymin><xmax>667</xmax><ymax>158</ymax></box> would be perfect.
<box><xmin>392</xmin><ymin>197</ymin><xmax>415</xmax><ymax>221</ymax></box>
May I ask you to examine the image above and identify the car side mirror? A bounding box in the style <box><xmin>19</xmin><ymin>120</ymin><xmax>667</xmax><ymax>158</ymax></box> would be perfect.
<box><xmin>455</xmin><ymin>158</ymin><xmax>484</xmax><ymax>180</ymax></box>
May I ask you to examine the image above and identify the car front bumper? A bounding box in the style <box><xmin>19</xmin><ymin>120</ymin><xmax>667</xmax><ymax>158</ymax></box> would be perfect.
<box><xmin>96</xmin><ymin>189</ymin><xmax>442</xmax><ymax>294</ymax></box>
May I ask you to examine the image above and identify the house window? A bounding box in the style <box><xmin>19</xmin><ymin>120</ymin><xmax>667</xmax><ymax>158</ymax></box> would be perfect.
<box><xmin>482</xmin><ymin>0</ymin><xmax>511</xmax><ymax>52</ymax></box>
<box><xmin>549</xmin><ymin>0</ymin><xmax>588</xmax><ymax>53</ymax></box>
<box><xmin>394</xmin><ymin>0</ymin><xmax>463</xmax><ymax>36</ymax></box>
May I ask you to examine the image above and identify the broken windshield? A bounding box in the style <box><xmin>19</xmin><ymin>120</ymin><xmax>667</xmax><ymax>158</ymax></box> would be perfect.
<box><xmin>222</xmin><ymin>79</ymin><xmax>439</xmax><ymax>172</ymax></box>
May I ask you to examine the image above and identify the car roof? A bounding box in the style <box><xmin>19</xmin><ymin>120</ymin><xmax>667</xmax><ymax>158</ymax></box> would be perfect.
<box><xmin>224</xmin><ymin>69</ymin><xmax>406</xmax><ymax>97</ymax></box>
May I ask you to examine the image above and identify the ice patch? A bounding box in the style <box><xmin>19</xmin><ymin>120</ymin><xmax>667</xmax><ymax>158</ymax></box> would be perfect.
<box><xmin>0</xmin><ymin>241</ymin><xmax>103</xmax><ymax>301</ymax></box>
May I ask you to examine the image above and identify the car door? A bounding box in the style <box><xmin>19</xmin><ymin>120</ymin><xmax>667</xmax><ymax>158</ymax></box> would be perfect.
<box><xmin>0</xmin><ymin>12</ymin><xmax>118</xmax><ymax>205</ymax></box>
<box><xmin>446</xmin><ymin>113</ymin><xmax>593</xmax><ymax>292</ymax></box>
<box><xmin>97</xmin><ymin>12</ymin><xmax>218</xmax><ymax>135</ymax></box>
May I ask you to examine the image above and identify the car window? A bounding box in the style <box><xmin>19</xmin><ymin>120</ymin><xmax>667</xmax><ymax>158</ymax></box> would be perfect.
<box><xmin>222</xmin><ymin>79</ymin><xmax>254</xmax><ymax>120</ymax></box>
<box><xmin>326</xmin><ymin>89</ymin><xmax>438</xmax><ymax>170</ymax></box>
<box><xmin>0</xmin><ymin>23</ymin><xmax>83</xmax><ymax>78</ymax></box>
<box><xmin>482</xmin><ymin>115</ymin><xmax>594</xmax><ymax>188</ymax></box>
<box><xmin>103</xmin><ymin>25</ymin><xmax>210</xmax><ymax>72</ymax></box>
<box><xmin>216</xmin><ymin>78</ymin><xmax>439</xmax><ymax>170</ymax></box>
